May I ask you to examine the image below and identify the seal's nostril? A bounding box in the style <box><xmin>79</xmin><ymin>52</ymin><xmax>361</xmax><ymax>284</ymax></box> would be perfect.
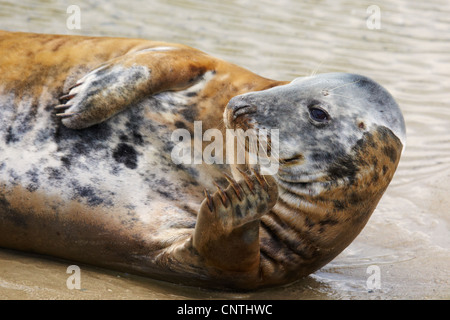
<box><xmin>232</xmin><ymin>104</ymin><xmax>257</xmax><ymax>120</ymax></box>
<box><xmin>233</xmin><ymin>104</ymin><xmax>251</xmax><ymax>112</ymax></box>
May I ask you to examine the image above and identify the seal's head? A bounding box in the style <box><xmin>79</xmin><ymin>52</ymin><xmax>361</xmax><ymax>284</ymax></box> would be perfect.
<box><xmin>225</xmin><ymin>73</ymin><xmax>406</xmax><ymax>271</ymax></box>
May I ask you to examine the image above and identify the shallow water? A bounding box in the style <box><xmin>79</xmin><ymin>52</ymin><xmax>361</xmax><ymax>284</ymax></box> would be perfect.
<box><xmin>0</xmin><ymin>0</ymin><xmax>449</xmax><ymax>300</ymax></box>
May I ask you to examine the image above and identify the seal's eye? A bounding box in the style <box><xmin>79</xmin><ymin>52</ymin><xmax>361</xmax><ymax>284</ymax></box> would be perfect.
<box><xmin>308</xmin><ymin>106</ymin><xmax>330</xmax><ymax>123</ymax></box>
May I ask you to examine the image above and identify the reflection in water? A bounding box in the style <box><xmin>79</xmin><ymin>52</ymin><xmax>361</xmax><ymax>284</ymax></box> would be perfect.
<box><xmin>0</xmin><ymin>0</ymin><xmax>449</xmax><ymax>299</ymax></box>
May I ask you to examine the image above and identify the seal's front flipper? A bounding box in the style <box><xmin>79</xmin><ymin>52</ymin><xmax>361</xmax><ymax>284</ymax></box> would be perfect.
<box><xmin>193</xmin><ymin>170</ymin><xmax>278</xmax><ymax>274</ymax></box>
<box><xmin>55</xmin><ymin>47</ymin><xmax>216</xmax><ymax>129</ymax></box>
<box><xmin>56</xmin><ymin>63</ymin><xmax>151</xmax><ymax>129</ymax></box>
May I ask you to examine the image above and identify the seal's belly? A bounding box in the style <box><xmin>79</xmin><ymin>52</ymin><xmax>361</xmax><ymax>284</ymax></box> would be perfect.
<box><xmin>0</xmin><ymin>85</ymin><xmax>221</xmax><ymax>244</ymax></box>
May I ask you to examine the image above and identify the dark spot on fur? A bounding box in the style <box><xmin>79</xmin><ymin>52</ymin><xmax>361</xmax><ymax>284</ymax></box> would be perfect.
<box><xmin>5</xmin><ymin>103</ymin><xmax>40</xmax><ymax>144</ymax></box>
<box><xmin>360</xmin><ymin>131</ymin><xmax>377</xmax><ymax>149</ymax></box>
<box><xmin>0</xmin><ymin>194</ymin><xmax>28</xmax><ymax>227</ymax></box>
<box><xmin>109</xmin><ymin>164</ymin><xmax>122</xmax><ymax>176</ymax></box>
<box><xmin>318</xmin><ymin>219</ymin><xmax>338</xmax><ymax>233</ymax></box>
<box><xmin>304</xmin><ymin>216</ymin><xmax>315</xmax><ymax>228</ymax></box>
<box><xmin>377</xmin><ymin>126</ymin><xmax>391</xmax><ymax>143</ymax></box>
<box><xmin>132</xmin><ymin>132</ymin><xmax>144</xmax><ymax>145</ymax></box>
<box><xmin>72</xmin><ymin>141</ymin><xmax>89</xmax><ymax>155</ymax></box>
<box><xmin>55</xmin><ymin>120</ymin><xmax>113</xmax><ymax>156</ymax></box>
<box><xmin>26</xmin><ymin>184</ymin><xmax>38</xmax><ymax>192</ymax></box>
<box><xmin>45</xmin><ymin>167</ymin><xmax>63</xmax><ymax>181</ymax></box>
<box><xmin>327</xmin><ymin>153</ymin><xmax>358</xmax><ymax>183</ymax></box>
<box><xmin>372</xmin><ymin>170</ymin><xmax>379</xmax><ymax>182</ymax></box>
<box><xmin>180</xmin><ymin>105</ymin><xmax>198</xmax><ymax>122</ymax></box>
<box><xmin>119</xmin><ymin>130</ymin><xmax>143</xmax><ymax>146</ymax></box>
<box><xmin>187</xmin><ymin>65</ymin><xmax>207</xmax><ymax>84</ymax></box>
<box><xmin>319</xmin><ymin>219</ymin><xmax>338</xmax><ymax>226</ymax></box>
<box><xmin>382</xmin><ymin>165</ymin><xmax>388</xmax><ymax>175</ymax></box>
<box><xmin>72</xmin><ymin>182</ymin><xmax>104</xmax><ymax>206</ymax></box>
<box><xmin>372</xmin><ymin>156</ymin><xmax>378</xmax><ymax>168</ymax></box>
<box><xmin>8</xmin><ymin>169</ymin><xmax>20</xmax><ymax>184</ymax></box>
<box><xmin>25</xmin><ymin>169</ymin><xmax>39</xmax><ymax>192</ymax></box>
<box><xmin>235</xmin><ymin>205</ymin><xmax>243</xmax><ymax>217</ymax></box>
<box><xmin>5</xmin><ymin>126</ymin><xmax>18</xmax><ymax>144</ymax></box>
<box><xmin>120</xmin><ymin>134</ymin><xmax>128</xmax><ymax>142</ymax></box>
<box><xmin>174</xmin><ymin>165</ymin><xmax>199</xmax><ymax>185</ymax></box>
<box><xmin>36</xmin><ymin>128</ymin><xmax>55</xmax><ymax>144</ymax></box>
<box><xmin>354</xmin><ymin>136</ymin><xmax>365</xmax><ymax>150</ymax></box>
<box><xmin>382</xmin><ymin>145</ymin><xmax>398</xmax><ymax>163</ymax></box>
<box><xmin>348</xmin><ymin>192</ymin><xmax>362</xmax><ymax>205</ymax></box>
<box><xmin>156</xmin><ymin>189</ymin><xmax>175</xmax><ymax>200</ymax></box>
<box><xmin>125</xmin><ymin>119</ymin><xmax>143</xmax><ymax>132</ymax></box>
<box><xmin>186</xmin><ymin>91</ymin><xmax>197</xmax><ymax>97</ymax></box>
<box><xmin>61</xmin><ymin>156</ymin><xmax>71</xmax><ymax>168</ymax></box>
<box><xmin>175</xmin><ymin>121</ymin><xmax>187</xmax><ymax>129</ymax></box>
<box><xmin>162</xmin><ymin>140</ymin><xmax>175</xmax><ymax>154</ymax></box>
<box><xmin>113</xmin><ymin>143</ymin><xmax>138</xmax><ymax>169</ymax></box>
<box><xmin>311</xmin><ymin>151</ymin><xmax>333</xmax><ymax>162</ymax></box>
<box><xmin>333</xmin><ymin>200</ymin><xmax>347</xmax><ymax>210</ymax></box>
<box><xmin>149</xmin><ymin>177</ymin><xmax>177</xmax><ymax>200</ymax></box>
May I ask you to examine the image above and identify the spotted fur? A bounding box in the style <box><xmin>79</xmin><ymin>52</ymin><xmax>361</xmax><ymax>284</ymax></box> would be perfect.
<box><xmin>0</xmin><ymin>31</ymin><xmax>405</xmax><ymax>289</ymax></box>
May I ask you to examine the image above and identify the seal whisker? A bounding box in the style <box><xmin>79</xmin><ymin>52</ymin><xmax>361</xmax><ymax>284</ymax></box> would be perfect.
<box><xmin>217</xmin><ymin>119</ymin><xmax>226</xmax><ymax>131</ymax></box>
<box><xmin>257</xmin><ymin>134</ymin><xmax>281</xmax><ymax>164</ymax></box>
<box><xmin>327</xmin><ymin>93</ymin><xmax>353</xmax><ymax>99</ymax></box>
<box><xmin>326</xmin><ymin>79</ymin><xmax>361</xmax><ymax>92</ymax></box>
<box><xmin>293</xmin><ymin>78</ymin><xmax>324</xmax><ymax>90</ymax></box>
<box><xmin>309</xmin><ymin>58</ymin><xmax>328</xmax><ymax>77</ymax></box>
<box><xmin>234</xmin><ymin>128</ymin><xmax>249</xmax><ymax>159</ymax></box>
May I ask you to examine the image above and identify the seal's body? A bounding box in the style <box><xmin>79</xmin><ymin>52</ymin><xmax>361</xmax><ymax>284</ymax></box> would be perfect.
<box><xmin>0</xmin><ymin>31</ymin><xmax>405</xmax><ymax>289</ymax></box>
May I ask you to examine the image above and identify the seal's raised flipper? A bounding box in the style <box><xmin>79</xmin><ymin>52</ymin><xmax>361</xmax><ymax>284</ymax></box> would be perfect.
<box><xmin>56</xmin><ymin>47</ymin><xmax>216</xmax><ymax>129</ymax></box>
<box><xmin>55</xmin><ymin>63</ymin><xmax>151</xmax><ymax>129</ymax></box>
<box><xmin>193</xmin><ymin>170</ymin><xmax>278</xmax><ymax>274</ymax></box>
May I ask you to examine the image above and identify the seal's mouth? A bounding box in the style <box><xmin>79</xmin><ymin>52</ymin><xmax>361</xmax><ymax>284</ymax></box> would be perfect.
<box><xmin>280</xmin><ymin>154</ymin><xmax>304</xmax><ymax>166</ymax></box>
